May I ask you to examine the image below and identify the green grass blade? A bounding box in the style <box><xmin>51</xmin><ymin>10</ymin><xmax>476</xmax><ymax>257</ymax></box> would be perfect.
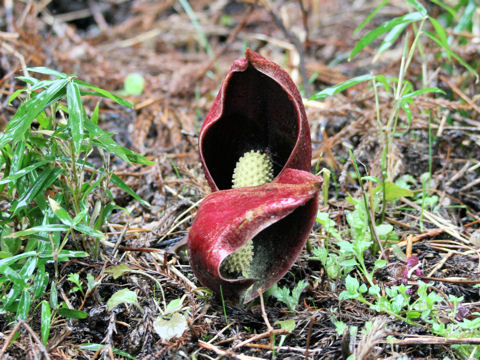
<box><xmin>74</xmin><ymin>79</ymin><xmax>132</xmax><ymax>108</ymax></box>
<box><xmin>375</xmin><ymin>23</ymin><xmax>409</xmax><ymax>59</ymax></box>
<box><xmin>111</xmin><ymin>173</ymin><xmax>150</xmax><ymax>208</ymax></box>
<box><xmin>178</xmin><ymin>0</ymin><xmax>215</xmax><ymax>59</ymax></box>
<box><xmin>354</xmin><ymin>0</ymin><xmax>388</xmax><ymax>36</ymax></box>
<box><xmin>309</xmin><ymin>74</ymin><xmax>373</xmax><ymax>100</ymax></box>
<box><xmin>402</xmin><ymin>87</ymin><xmax>445</xmax><ymax>100</ymax></box>
<box><xmin>33</xmin><ymin>266</ymin><xmax>49</xmax><ymax>299</ymax></box>
<box><xmin>6</xmin><ymin>225</ymin><xmax>70</xmax><ymax>238</ymax></box>
<box><xmin>17</xmin><ymin>291</ymin><xmax>32</xmax><ymax>320</ymax></box>
<box><xmin>429</xmin><ymin>17</ymin><xmax>448</xmax><ymax>47</ymax></box>
<box><xmin>423</xmin><ymin>30</ymin><xmax>479</xmax><ymax>80</ymax></box>
<box><xmin>406</xmin><ymin>0</ymin><xmax>427</xmax><ymax>16</ymax></box>
<box><xmin>67</xmin><ymin>81</ymin><xmax>84</xmax><ymax>155</ymax></box>
<box><xmin>40</xmin><ymin>301</ymin><xmax>51</xmax><ymax>345</ymax></box>
<box><xmin>0</xmin><ymin>251</ymin><xmax>37</xmax><ymax>272</ymax></box>
<box><xmin>0</xmin><ymin>160</ymin><xmax>49</xmax><ymax>185</ymax></box>
<box><xmin>350</xmin><ymin>12</ymin><xmax>424</xmax><ymax>60</ymax></box>
<box><xmin>72</xmin><ymin>223</ymin><xmax>105</xmax><ymax>239</ymax></box>
<box><xmin>48</xmin><ymin>198</ymin><xmax>74</xmax><ymax>226</ymax></box>
<box><xmin>84</xmin><ymin>118</ymin><xmax>153</xmax><ymax>165</ymax></box>
<box><xmin>0</xmin><ymin>78</ymin><xmax>69</xmax><ymax>149</ymax></box>
<box><xmin>11</xmin><ymin>167</ymin><xmax>62</xmax><ymax>215</ymax></box>
<box><xmin>26</xmin><ymin>67</ymin><xmax>68</xmax><ymax>78</ymax></box>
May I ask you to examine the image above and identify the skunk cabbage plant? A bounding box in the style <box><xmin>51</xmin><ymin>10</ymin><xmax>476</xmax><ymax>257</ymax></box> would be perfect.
<box><xmin>188</xmin><ymin>49</ymin><xmax>322</xmax><ymax>303</ymax></box>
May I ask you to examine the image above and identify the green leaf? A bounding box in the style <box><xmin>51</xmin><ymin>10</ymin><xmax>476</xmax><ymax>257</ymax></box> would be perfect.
<box><xmin>17</xmin><ymin>290</ymin><xmax>32</xmax><ymax>320</ymax></box>
<box><xmin>111</xmin><ymin>174</ymin><xmax>150</xmax><ymax>207</ymax></box>
<box><xmin>275</xmin><ymin>319</ymin><xmax>296</xmax><ymax>332</ymax></box>
<box><xmin>354</xmin><ymin>0</ymin><xmax>388</xmax><ymax>35</ymax></box>
<box><xmin>429</xmin><ymin>17</ymin><xmax>448</xmax><ymax>47</ymax></box>
<box><xmin>57</xmin><ymin>307</ymin><xmax>88</xmax><ymax>319</ymax></box>
<box><xmin>0</xmin><ymin>160</ymin><xmax>49</xmax><ymax>184</ymax></box>
<box><xmin>0</xmin><ymin>251</ymin><xmax>37</xmax><ymax>272</ymax></box>
<box><xmin>11</xmin><ymin>167</ymin><xmax>62</xmax><ymax>215</ymax></box>
<box><xmin>79</xmin><ymin>344</ymin><xmax>137</xmax><ymax>360</ymax></box>
<box><xmin>153</xmin><ymin>312</ymin><xmax>188</xmax><ymax>341</ymax></box>
<box><xmin>373</xmin><ymin>181</ymin><xmax>414</xmax><ymax>201</ymax></box>
<box><xmin>350</xmin><ymin>12</ymin><xmax>424</xmax><ymax>60</ymax></box>
<box><xmin>0</xmin><ymin>78</ymin><xmax>69</xmax><ymax>149</ymax></box>
<box><xmin>84</xmin><ymin>118</ymin><xmax>153</xmax><ymax>165</ymax></box>
<box><xmin>406</xmin><ymin>0</ymin><xmax>427</xmax><ymax>16</ymax></box>
<box><xmin>8</xmin><ymin>88</ymin><xmax>27</xmax><ymax>104</ymax></box>
<box><xmin>316</xmin><ymin>211</ymin><xmax>342</xmax><ymax>241</ymax></box>
<box><xmin>345</xmin><ymin>275</ymin><xmax>360</xmax><ymax>294</ymax></box>
<box><xmin>48</xmin><ymin>198</ymin><xmax>73</xmax><ymax>226</ymax></box>
<box><xmin>56</xmin><ymin>250</ymin><xmax>89</xmax><ymax>261</ymax></box>
<box><xmin>74</xmin><ymin>79</ymin><xmax>132</xmax><ymax>108</ymax></box>
<box><xmin>4</xmin><ymin>266</ymin><xmax>26</xmax><ymax>287</ymax></box>
<box><xmin>164</xmin><ymin>296</ymin><xmax>185</xmax><ymax>315</ymax></box>
<box><xmin>423</xmin><ymin>30</ymin><xmax>479</xmax><ymax>81</ymax></box>
<box><xmin>6</xmin><ymin>225</ymin><xmax>69</xmax><ymax>239</ymax></box>
<box><xmin>72</xmin><ymin>223</ymin><xmax>105</xmax><ymax>239</ymax></box>
<box><xmin>27</xmin><ymin>67</ymin><xmax>68</xmax><ymax>78</ymax></box>
<box><xmin>91</xmin><ymin>102</ymin><xmax>100</xmax><ymax>125</ymax></box>
<box><xmin>429</xmin><ymin>0</ymin><xmax>456</xmax><ymax>18</ymax></box>
<box><xmin>401</xmin><ymin>87</ymin><xmax>445</xmax><ymax>100</ymax></box>
<box><xmin>33</xmin><ymin>266</ymin><xmax>49</xmax><ymax>299</ymax></box>
<box><xmin>105</xmin><ymin>264</ymin><xmax>132</xmax><ymax>279</ymax></box>
<box><xmin>375</xmin><ymin>23</ymin><xmax>409</xmax><ymax>59</ymax></box>
<box><xmin>66</xmin><ymin>81</ymin><xmax>84</xmax><ymax>155</ymax></box>
<box><xmin>309</xmin><ymin>74</ymin><xmax>373</xmax><ymax>100</ymax></box>
<box><xmin>400</xmin><ymin>102</ymin><xmax>412</xmax><ymax>128</ymax></box>
<box><xmin>123</xmin><ymin>73</ymin><xmax>145</xmax><ymax>96</ymax></box>
<box><xmin>106</xmin><ymin>288</ymin><xmax>142</xmax><ymax>312</ymax></box>
<box><xmin>40</xmin><ymin>301</ymin><xmax>51</xmax><ymax>345</ymax></box>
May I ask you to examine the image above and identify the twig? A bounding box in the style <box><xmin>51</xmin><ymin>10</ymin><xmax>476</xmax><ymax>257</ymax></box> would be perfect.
<box><xmin>261</xmin><ymin>0</ymin><xmax>311</xmax><ymax>96</ymax></box>
<box><xmin>427</xmin><ymin>250</ymin><xmax>453</xmax><ymax>277</ymax></box>
<box><xmin>440</xmin><ymin>74</ymin><xmax>480</xmax><ymax>116</ymax></box>
<box><xmin>232</xmin><ymin>329</ymin><xmax>290</xmax><ymax>350</ymax></box>
<box><xmin>305</xmin><ymin>316</ymin><xmax>315</xmax><ymax>360</ymax></box>
<box><xmin>0</xmin><ymin>321</ymin><xmax>51</xmax><ymax>360</ymax></box>
<box><xmin>0</xmin><ymin>321</ymin><xmax>22</xmax><ymax>358</ymax></box>
<box><xmin>193</xmin><ymin>3</ymin><xmax>254</xmax><ymax>84</ymax></box>
<box><xmin>389</xmin><ymin>335</ymin><xmax>480</xmax><ymax>345</ymax></box>
<box><xmin>198</xmin><ymin>340</ymin><xmax>264</xmax><ymax>360</ymax></box>
<box><xmin>419</xmin><ymin>276</ymin><xmax>480</xmax><ymax>284</ymax></box>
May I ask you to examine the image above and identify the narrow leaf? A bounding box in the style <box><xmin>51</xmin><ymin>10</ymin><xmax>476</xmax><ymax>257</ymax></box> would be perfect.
<box><xmin>0</xmin><ymin>251</ymin><xmax>37</xmax><ymax>272</ymax></box>
<box><xmin>17</xmin><ymin>291</ymin><xmax>32</xmax><ymax>320</ymax></box>
<box><xmin>48</xmin><ymin>198</ymin><xmax>74</xmax><ymax>226</ymax></box>
<box><xmin>406</xmin><ymin>0</ymin><xmax>427</xmax><ymax>16</ymax></box>
<box><xmin>354</xmin><ymin>0</ymin><xmax>388</xmax><ymax>35</ymax></box>
<box><xmin>40</xmin><ymin>301</ymin><xmax>51</xmax><ymax>345</ymax></box>
<box><xmin>74</xmin><ymin>79</ymin><xmax>132</xmax><ymax>107</ymax></box>
<box><xmin>0</xmin><ymin>160</ymin><xmax>49</xmax><ymax>184</ymax></box>
<box><xmin>66</xmin><ymin>81</ymin><xmax>84</xmax><ymax>154</ymax></box>
<box><xmin>6</xmin><ymin>225</ymin><xmax>69</xmax><ymax>238</ymax></box>
<box><xmin>72</xmin><ymin>223</ymin><xmax>105</xmax><ymax>239</ymax></box>
<box><xmin>423</xmin><ymin>31</ymin><xmax>479</xmax><ymax>81</ymax></box>
<box><xmin>27</xmin><ymin>67</ymin><xmax>68</xmax><ymax>78</ymax></box>
<box><xmin>0</xmin><ymin>78</ymin><xmax>69</xmax><ymax>149</ymax></box>
<box><xmin>309</xmin><ymin>74</ymin><xmax>373</xmax><ymax>100</ymax></box>
<box><xmin>57</xmin><ymin>307</ymin><xmax>88</xmax><ymax>319</ymax></box>
<box><xmin>111</xmin><ymin>174</ymin><xmax>150</xmax><ymax>207</ymax></box>
<box><xmin>11</xmin><ymin>167</ymin><xmax>62</xmax><ymax>215</ymax></box>
<box><xmin>375</xmin><ymin>23</ymin><xmax>409</xmax><ymax>59</ymax></box>
<box><xmin>402</xmin><ymin>87</ymin><xmax>445</xmax><ymax>100</ymax></box>
<box><xmin>350</xmin><ymin>12</ymin><xmax>424</xmax><ymax>60</ymax></box>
